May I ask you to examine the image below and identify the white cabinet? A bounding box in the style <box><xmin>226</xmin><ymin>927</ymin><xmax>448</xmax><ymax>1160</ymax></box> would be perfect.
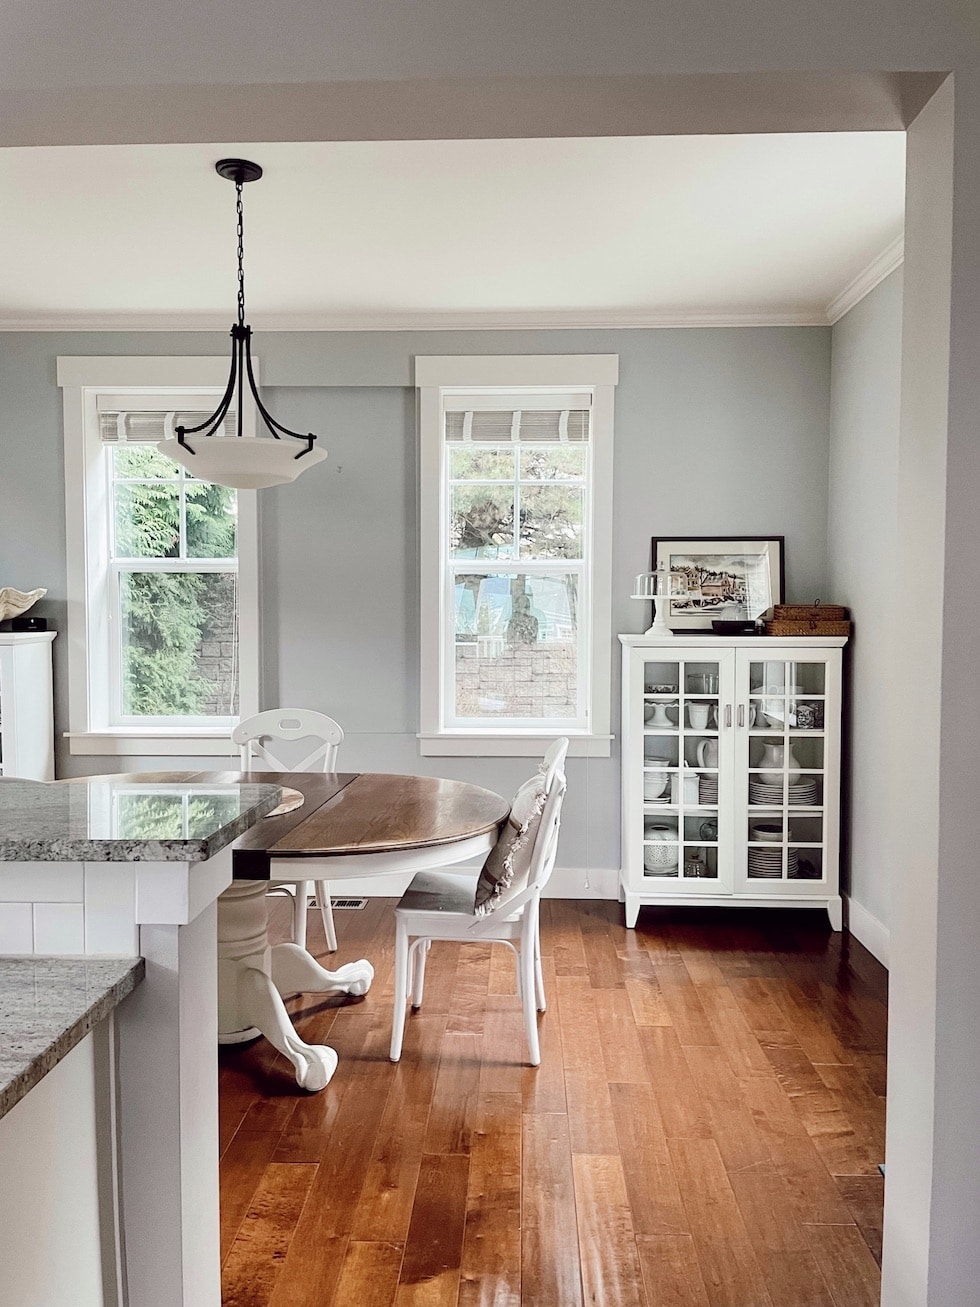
<box><xmin>0</xmin><ymin>633</ymin><xmax>56</xmax><ymax>780</ymax></box>
<box><xmin>619</xmin><ymin>634</ymin><xmax>845</xmax><ymax>930</ymax></box>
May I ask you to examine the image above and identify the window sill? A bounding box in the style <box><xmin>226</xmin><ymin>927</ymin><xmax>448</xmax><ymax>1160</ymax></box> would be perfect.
<box><xmin>418</xmin><ymin>733</ymin><xmax>612</xmax><ymax>758</ymax></box>
<box><xmin>66</xmin><ymin>731</ymin><xmax>239</xmax><ymax>757</ymax></box>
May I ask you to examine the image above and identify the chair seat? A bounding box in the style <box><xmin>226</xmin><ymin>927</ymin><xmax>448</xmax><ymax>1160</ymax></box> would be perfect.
<box><xmin>396</xmin><ymin>871</ymin><xmax>479</xmax><ymax>914</ymax></box>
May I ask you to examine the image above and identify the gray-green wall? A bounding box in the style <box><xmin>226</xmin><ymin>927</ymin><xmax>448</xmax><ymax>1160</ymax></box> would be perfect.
<box><xmin>828</xmin><ymin>268</ymin><xmax>904</xmax><ymax>955</ymax></box>
<box><xmin>0</xmin><ymin>325</ymin><xmax>832</xmax><ymax>885</ymax></box>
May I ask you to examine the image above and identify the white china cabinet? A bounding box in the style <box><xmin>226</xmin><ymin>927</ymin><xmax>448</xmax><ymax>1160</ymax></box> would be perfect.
<box><xmin>0</xmin><ymin>632</ymin><xmax>56</xmax><ymax>780</ymax></box>
<box><xmin>619</xmin><ymin>634</ymin><xmax>846</xmax><ymax>930</ymax></box>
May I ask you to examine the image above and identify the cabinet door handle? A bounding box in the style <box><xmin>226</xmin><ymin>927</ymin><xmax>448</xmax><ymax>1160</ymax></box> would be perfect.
<box><xmin>724</xmin><ymin>704</ymin><xmax>733</xmax><ymax>728</ymax></box>
<box><xmin>737</xmin><ymin>704</ymin><xmax>745</xmax><ymax>728</ymax></box>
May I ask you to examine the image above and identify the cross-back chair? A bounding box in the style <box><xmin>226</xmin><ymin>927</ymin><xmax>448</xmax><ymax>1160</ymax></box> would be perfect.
<box><xmin>232</xmin><ymin>708</ymin><xmax>344</xmax><ymax>953</ymax></box>
<box><xmin>389</xmin><ymin>738</ymin><xmax>568</xmax><ymax>1065</ymax></box>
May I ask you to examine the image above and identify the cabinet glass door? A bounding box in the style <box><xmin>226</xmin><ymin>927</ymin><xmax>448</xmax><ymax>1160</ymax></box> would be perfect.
<box><xmin>639</xmin><ymin>651</ymin><xmax>733</xmax><ymax>890</ymax></box>
<box><xmin>739</xmin><ymin>655</ymin><xmax>832</xmax><ymax>889</ymax></box>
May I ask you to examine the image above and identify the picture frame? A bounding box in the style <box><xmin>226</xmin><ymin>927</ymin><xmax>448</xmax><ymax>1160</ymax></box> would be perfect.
<box><xmin>651</xmin><ymin>536</ymin><xmax>784</xmax><ymax>631</ymax></box>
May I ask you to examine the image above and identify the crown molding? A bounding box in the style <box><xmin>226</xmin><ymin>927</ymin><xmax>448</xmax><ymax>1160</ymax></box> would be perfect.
<box><xmin>0</xmin><ymin>305</ymin><xmax>830</xmax><ymax>333</ymax></box>
<box><xmin>826</xmin><ymin>234</ymin><xmax>905</xmax><ymax>325</ymax></box>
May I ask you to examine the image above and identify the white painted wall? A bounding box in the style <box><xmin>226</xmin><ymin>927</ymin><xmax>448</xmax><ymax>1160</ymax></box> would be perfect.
<box><xmin>0</xmin><ymin>1031</ymin><xmax>113</xmax><ymax>1307</ymax></box>
<box><xmin>828</xmin><ymin>268</ymin><xmax>903</xmax><ymax>965</ymax></box>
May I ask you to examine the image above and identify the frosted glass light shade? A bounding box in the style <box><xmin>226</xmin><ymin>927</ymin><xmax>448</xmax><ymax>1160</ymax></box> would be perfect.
<box><xmin>158</xmin><ymin>435</ymin><xmax>327</xmax><ymax>490</ymax></box>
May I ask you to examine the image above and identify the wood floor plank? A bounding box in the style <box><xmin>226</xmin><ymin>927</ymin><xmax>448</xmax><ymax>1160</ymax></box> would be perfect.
<box><xmin>447</xmin><ymin>942</ymin><xmax>493</xmax><ymax>1036</ymax></box>
<box><xmin>681</xmin><ymin>1044</ymin><xmax>772</xmax><ymax>1176</ymax></box>
<box><xmin>641</xmin><ymin>1026</ymin><xmax>713</xmax><ymax>1141</ymax></box>
<box><xmin>610</xmin><ymin>1081</ymin><xmax>689</xmax><ymax>1238</ymax></box>
<box><xmin>221</xmin><ymin>1128</ymin><xmax>286</xmax><ymax>1263</ymax></box>
<box><xmin>695</xmin><ymin>982</ymin><xmax>775</xmax><ymax>1081</ymax></box>
<box><xmin>395</xmin><ymin>1152</ymin><xmax>469</xmax><ymax>1307</ymax></box>
<box><xmin>423</xmin><ymin>1032</ymin><xmax>483</xmax><ymax>1155</ymax></box>
<box><xmin>520</xmin><ymin>955</ymin><xmax>567</xmax><ymax>1114</ymax></box>
<box><xmin>327</xmin><ymin>1240</ymin><xmax>405</xmax><ymax>1307</ymax></box>
<box><xmin>556</xmin><ymin>974</ymin><xmax>620</xmax><ymax>1155</ymax></box>
<box><xmin>349</xmin><ymin>1015</ymin><xmax>444</xmax><ymax>1243</ymax></box>
<box><xmin>457</xmin><ymin>1092</ymin><xmax>522</xmax><ymax>1307</ymax></box>
<box><xmin>523</xmin><ymin>1113</ymin><xmax>584</xmax><ymax>1307</ymax></box>
<box><xmin>834</xmin><ymin>1174</ymin><xmax>885</xmax><ymax>1266</ymax></box>
<box><xmin>547</xmin><ymin>898</ymin><xmax>590</xmax><ymax>976</ymax></box>
<box><xmin>803</xmin><ymin>1223</ymin><xmax>883</xmax><ymax>1307</ymax></box>
<box><xmin>573</xmin><ymin>1153</ymin><xmax>647</xmax><ymax>1306</ymax></box>
<box><xmin>625</xmin><ymin>971</ymin><xmax>672</xmax><ymax>1028</ymax></box>
<box><xmin>599</xmin><ymin>986</ymin><xmax>653</xmax><ymax>1084</ymax></box>
<box><xmin>636</xmin><ymin>1234</ymin><xmax>712</xmax><ymax>1306</ymax></box>
<box><xmin>739</xmin><ymin>1077</ymin><xmax>856</xmax><ymax>1226</ymax></box>
<box><xmin>221</xmin><ymin>1162</ymin><xmax>317</xmax><ymax>1307</ymax></box>
<box><xmin>656</xmin><ymin>963</ymin><xmax>720</xmax><ymax>1047</ymax></box>
<box><xmin>668</xmin><ymin>1137</ymin><xmax>775</xmax><ymax>1307</ymax></box>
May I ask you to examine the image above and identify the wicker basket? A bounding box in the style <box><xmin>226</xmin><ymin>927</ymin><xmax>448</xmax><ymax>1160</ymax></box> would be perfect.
<box><xmin>765</xmin><ymin>601</ymin><xmax>850</xmax><ymax>637</ymax></box>
<box><xmin>772</xmin><ymin>603</ymin><xmax>849</xmax><ymax>622</ymax></box>
<box><xmin>766</xmin><ymin>618</ymin><xmax>851</xmax><ymax>637</ymax></box>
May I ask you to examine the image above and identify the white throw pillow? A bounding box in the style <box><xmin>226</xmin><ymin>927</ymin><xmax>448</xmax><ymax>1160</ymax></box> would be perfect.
<box><xmin>473</xmin><ymin>770</ymin><xmax>548</xmax><ymax>917</ymax></box>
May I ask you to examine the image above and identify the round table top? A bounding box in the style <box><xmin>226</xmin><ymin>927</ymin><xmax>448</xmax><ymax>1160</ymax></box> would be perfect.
<box><xmin>258</xmin><ymin>771</ymin><xmax>510</xmax><ymax>858</ymax></box>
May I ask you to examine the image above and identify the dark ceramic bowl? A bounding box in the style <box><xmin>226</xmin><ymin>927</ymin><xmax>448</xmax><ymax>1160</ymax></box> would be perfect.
<box><xmin>711</xmin><ymin>619</ymin><xmax>755</xmax><ymax>634</ymax></box>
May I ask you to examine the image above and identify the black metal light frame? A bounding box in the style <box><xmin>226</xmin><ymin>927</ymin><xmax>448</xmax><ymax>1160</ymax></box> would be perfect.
<box><xmin>175</xmin><ymin>158</ymin><xmax>318</xmax><ymax>462</ymax></box>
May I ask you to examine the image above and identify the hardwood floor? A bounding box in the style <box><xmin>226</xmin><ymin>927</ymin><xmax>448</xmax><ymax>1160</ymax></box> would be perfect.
<box><xmin>219</xmin><ymin>897</ymin><xmax>887</xmax><ymax>1307</ymax></box>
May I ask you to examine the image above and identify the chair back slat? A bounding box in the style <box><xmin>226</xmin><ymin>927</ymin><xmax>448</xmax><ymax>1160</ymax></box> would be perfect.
<box><xmin>232</xmin><ymin>709</ymin><xmax>344</xmax><ymax>774</ymax></box>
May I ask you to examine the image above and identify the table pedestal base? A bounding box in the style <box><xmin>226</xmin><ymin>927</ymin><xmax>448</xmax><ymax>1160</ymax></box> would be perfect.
<box><xmin>217</xmin><ymin>880</ymin><xmax>374</xmax><ymax>1091</ymax></box>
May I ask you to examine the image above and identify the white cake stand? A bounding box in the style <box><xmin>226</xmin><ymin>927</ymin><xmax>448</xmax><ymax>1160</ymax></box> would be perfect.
<box><xmin>632</xmin><ymin>568</ymin><xmax>690</xmax><ymax>637</ymax></box>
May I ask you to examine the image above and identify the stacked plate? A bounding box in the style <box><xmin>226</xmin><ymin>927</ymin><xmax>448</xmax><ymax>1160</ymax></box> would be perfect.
<box><xmin>699</xmin><ymin>775</ymin><xmax>719</xmax><ymax>804</ymax></box>
<box><xmin>749</xmin><ymin>777</ymin><xmax>819</xmax><ymax>806</ymax></box>
<box><xmin>748</xmin><ymin>847</ymin><xmax>800</xmax><ymax>879</ymax></box>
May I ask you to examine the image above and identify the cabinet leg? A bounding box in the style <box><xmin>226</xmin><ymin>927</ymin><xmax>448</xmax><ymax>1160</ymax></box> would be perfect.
<box><xmin>827</xmin><ymin>896</ymin><xmax>844</xmax><ymax>932</ymax></box>
<box><xmin>624</xmin><ymin>896</ymin><xmax>640</xmax><ymax>928</ymax></box>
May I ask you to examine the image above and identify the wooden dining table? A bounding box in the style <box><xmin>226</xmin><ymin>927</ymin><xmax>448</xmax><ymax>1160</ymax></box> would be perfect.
<box><xmin>214</xmin><ymin>769</ymin><xmax>509</xmax><ymax>1090</ymax></box>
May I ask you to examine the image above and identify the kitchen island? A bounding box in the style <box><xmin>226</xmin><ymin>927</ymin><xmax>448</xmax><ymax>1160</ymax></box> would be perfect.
<box><xmin>0</xmin><ymin>774</ymin><xmax>282</xmax><ymax>1307</ymax></box>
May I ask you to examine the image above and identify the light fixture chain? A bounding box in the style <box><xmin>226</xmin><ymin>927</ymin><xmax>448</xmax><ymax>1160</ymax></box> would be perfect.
<box><xmin>236</xmin><ymin>179</ymin><xmax>246</xmax><ymax>328</ymax></box>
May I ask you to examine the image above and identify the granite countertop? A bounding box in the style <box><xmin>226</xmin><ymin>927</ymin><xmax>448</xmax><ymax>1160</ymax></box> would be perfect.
<box><xmin>0</xmin><ymin>777</ymin><xmax>283</xmax><ymax>862</ymax></box>
<box><xmin>0</xmin><ymin>955</ymin><xmax>145</xmax><ymax>1121</ymax></box>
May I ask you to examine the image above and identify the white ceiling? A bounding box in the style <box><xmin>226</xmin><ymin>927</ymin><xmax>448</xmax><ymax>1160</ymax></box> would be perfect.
<box><xmin>0</xmin><ymin>133</ymin><xmax>905</xmax><ymax>330</ymax></box>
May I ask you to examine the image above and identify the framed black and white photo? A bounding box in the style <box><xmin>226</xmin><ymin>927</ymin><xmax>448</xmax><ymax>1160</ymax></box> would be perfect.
<box><xmin>651</xmin><ymin>536</ymin><xmax>784</xmax><ymax>630</ymax></box>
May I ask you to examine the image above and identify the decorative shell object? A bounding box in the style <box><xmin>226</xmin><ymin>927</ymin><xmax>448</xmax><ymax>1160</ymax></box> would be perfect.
<box><xmin>0</xmin><ymin>587</ymin><xmax>46</xmax><ymax>621</ymax></box>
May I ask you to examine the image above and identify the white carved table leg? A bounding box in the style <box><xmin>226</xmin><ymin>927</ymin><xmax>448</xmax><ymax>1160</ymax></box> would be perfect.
<box><xmin>217</xmin><ymin>879</ymin><xmax>374</xmax><ymax>1091</ymax></box>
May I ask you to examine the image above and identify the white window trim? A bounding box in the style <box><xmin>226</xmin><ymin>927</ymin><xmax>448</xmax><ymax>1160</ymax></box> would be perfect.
<box><xmin>59</xmin><ymin>356</ymin><xmax>260</xmax><ymax>755</ymax></box>
<box><xmin>415</xmin><ymin>354</ymin><xmax>617</xmax><ymax>758</ymax></box>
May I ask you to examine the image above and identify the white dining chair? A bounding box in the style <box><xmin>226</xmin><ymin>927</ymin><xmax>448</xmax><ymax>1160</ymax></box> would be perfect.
<box><xmin>389</xmin><ymin>738</ymin><xmax>568</xmax><ymax>1065</ymax></box>
<box><xmin>232</xmin><ymin>708</ymin><xmax>344</xmax><ymax>953</ymax></box>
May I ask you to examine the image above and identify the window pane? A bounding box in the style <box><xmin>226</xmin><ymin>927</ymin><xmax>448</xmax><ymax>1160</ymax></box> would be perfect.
<box><xmin>113</xmin><ymin>483</ymin><xmax>180</xmax><ymax>558</ymax></box>
<box><xmin>450</xmin><ymin>486</ymin><xmax>515</xmax><ymax>558</ymax></box>
<box><xmin>112</xmin><ymin>445</ymin><xmax>180</xmax><ymax>480</ymax></box>
<box><xmin>185</xmin><ymin>481</ymin><xmax>237</xmax><ymax>558</ymax></box>
<box><xmin>519</xmin><ymin>484</ymin><xmax>584</xmax><ymax>559</ymax></box>
<box><xmin>519</xmin><ymin>446</ymin><xmax>587</xmax><ymax>480</ymax></box>
<box><xmin>453</xmin><ymin>572</ymin><xmax>579</xmax><ymax>721</ymax></box>
<box><xmin>119</xmin><ymin>571</ymin><xmax>239</xmax><ymax>717</ymax></box>
<box><xmin>449</xmin><ymin>447</ymin><xmax>515</xmax><ymax>480</ymax></box>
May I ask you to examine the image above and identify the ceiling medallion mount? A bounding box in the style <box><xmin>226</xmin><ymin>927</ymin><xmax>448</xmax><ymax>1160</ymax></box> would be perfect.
<box><xmin>158</xmin><ymin>157</ymin><xmax>327</xmax><ymax>490</ymax></box>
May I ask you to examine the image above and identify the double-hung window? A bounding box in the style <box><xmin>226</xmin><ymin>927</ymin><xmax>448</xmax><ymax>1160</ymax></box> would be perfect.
<box><xmin>417</xmin><ymin>355</ymin><xmax>617</xmax><ymax>756</ymax></box>
<box><xmin>59</xmin><ymin>358</ymin><xmax>259</xmax><ymax>754</ymax></box>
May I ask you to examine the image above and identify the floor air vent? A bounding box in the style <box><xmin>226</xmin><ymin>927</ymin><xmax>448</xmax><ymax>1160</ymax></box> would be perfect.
<box><xmin>321</xmin><ymin>897</ymin><xmax>368</xmax><ymax>910</ymax></box>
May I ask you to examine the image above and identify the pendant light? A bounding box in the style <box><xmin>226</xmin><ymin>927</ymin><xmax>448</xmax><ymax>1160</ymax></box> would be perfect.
<box><xmin>159</xmin><ymin>158</ymin><xmax>327</xmax><ymax>490</ymax></box>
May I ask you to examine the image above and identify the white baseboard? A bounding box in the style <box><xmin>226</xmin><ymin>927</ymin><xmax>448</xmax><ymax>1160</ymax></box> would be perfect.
<box><xmin>846</xmin><ymin>896</ymin><xmax>890</xmax><ymax>968</ymax></box>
